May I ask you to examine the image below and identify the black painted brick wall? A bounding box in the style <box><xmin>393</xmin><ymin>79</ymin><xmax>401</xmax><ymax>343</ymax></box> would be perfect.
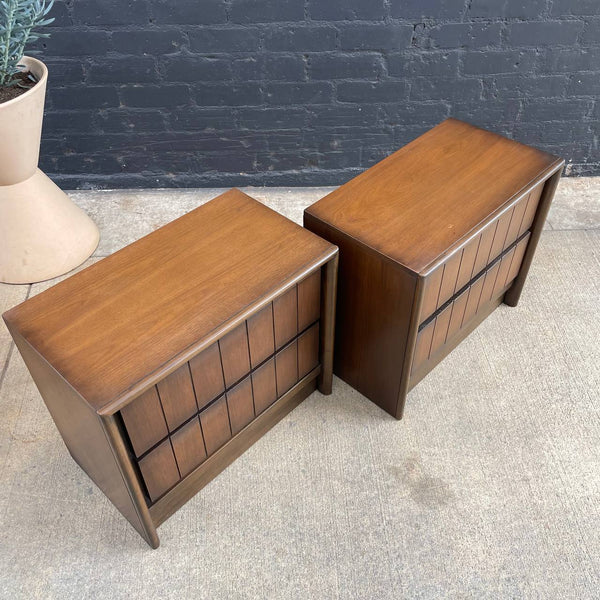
<box><xmin>33</xmin><ymin>0</ymin><xmax>599</xmax><ymax>188</ymax></box>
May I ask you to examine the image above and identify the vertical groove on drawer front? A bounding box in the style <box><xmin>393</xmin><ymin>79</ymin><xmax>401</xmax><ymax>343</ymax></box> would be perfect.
<box><xmin>437</xmin><ymin>250</ymin><xmax>463</xmax><ymax>309</ymax></box>
<box><xmin>478</xmin><ymin>261</ymin><xmax>502</xmax><ymax>309</ymax></box>
<box><xmin>472</xmin><ymin>221</ymin><xmax>497</xmax><ymax>276</ymax></box>
<box><xmin>219</xmin><ymin>323</ymin><xmax>251</xmax><ymax>388</ymax></box>
<box><xmin>121</xmin><ymin>387</ymin><xmax>169</xmax><ymax>457</ymax></box>
<box><xmin>507</xmin><ymin>193</ymin><xmax>529</xmax><ymax>244</ymax></box>
<box><xmin>251</xmin><ymin>358</ymin><xmax>277</xmax><ymax>415</ymax></box>
<box><xmin>226</xmin><ymin>377</ymin><xmax>255</xmax><ymax>435</ymax></box>
<box><xmin>247</xmin><ymin>304</ymin><xmax>275</xmax><ymax>368</ymax></box>
<box><xmin>447</xmin><ymin>287</ymin><xmax>470</xmax><ymax>341</ymax></box>
<box><xmin>489</xmin><ymin>206</ymin><xmax>515</xmax><ymax>260</ymax></box>
<box><xmin>421</xmin><ymin>266</ymin><xmax>444</xmax><ymax>321</ymax></box>
<box><xmin>505</xmin><ymin>234</ymin><xmax>530</xmax><ymax>285</ymax></box>
<box><xmin>273</xmin><ymin>286</ymin><xmax>298</xmax><ymax>349</ymax></box>
<box><xmin>462</xmin><ymin>275</ymin><xmax>486</xmax><ymax>325</ymax></box>
<box><xmin>412</xmin><ymin>319</ymin><xmax>435</xmax><ymax>373</ymax></box>
<box><xmin>156</xmin><ymin>363</ymin><xmax>198</xmax><ymax>432</ymax></box>
<box><xmin>456</xmin><ymin>234</ymin><xmax>480</xmax><ymax>291</ymax></box>
<box><xmin>519</xmin><ymin>185</ymin><xmax>543</xmax><ymax>236</ymax></box>
<box><xmin>171</xmin><ymin>417</ymin><xmax>207</xmax><ymax>478</ymax></box>
<box><xmin>493</xmin><ymin>248</ymin><xmax>516</xmax><ymax>297</ymax></box>
<box><xmin>430</xmin><ymin>305</ymin><xmax>453</xmax><ymax>356</ymax></box>
<box><xmin>297</xmin><ymin>270</ymin><xmax>321</xmax><ymax>332</ymax></box>
<box><xmin>189</xmin><ymin>342</ymin><xmax>226</xmax><ymax>411</ymax></box>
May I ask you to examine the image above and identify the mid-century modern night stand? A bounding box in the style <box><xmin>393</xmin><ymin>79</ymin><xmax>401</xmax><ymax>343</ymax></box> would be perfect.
<box><xmin>3</xmin><ymin>189</ymin><xmax>338</xmax><ymax>548</ymax></box>
<box><xmin>304</xmin><ymin>118</ymin><xmax>564</xmax><ymax>420</ymax></box>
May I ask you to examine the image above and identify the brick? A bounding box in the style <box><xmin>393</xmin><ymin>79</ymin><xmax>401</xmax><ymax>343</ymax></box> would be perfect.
<box><xmin>551</xmin><ymin>0</ymin><xmax>600</xmax><ymax>16</ymax></box>
<box><xmin>309</xmin><ymin>0</ymin><xmax>385</xmax><ymax>21</ymax></box>
<box><xmin>410</xmin><ymin>77</ymin><xmax>483</xmax><ymax>101</ymax></box>
<box><xmin>88</xmin><ymin>57</ymin><xmax>158</xmax><ymax>84</ymax></box>
<box><xmin>73</xmin><ymin>0</ymin><xmax>149</xmax><ymax>25</ymax></box>
<box><xmin>112</xmin><ymin>30</ymin><xmax>185</xmax><ymax>55</ymax></box>
<box><xmin>542</xmin><ymin>47</ymin><xmax>600</xmax><ymax>72</ymax></box>
<box><xmin>389</xmin><ymin>52</ymin><xmax>459</xmax><ymax>77</ymax></box>
<box><xmin>170</xmin><ymin>108</ymin><xmax>232</xmax><ymax>131</ymax></box>
<box><xmin>451</xmin><ymin>100</ymin><xmax>521</xmax><ymax>126</ymax></box>
<box><xmin>382</xmin><ymin>102</ymin><xmax>450</xmax><ymax>126</ymax></box>
<box><xmin>307</xmin><ymin>105</ymin><xmax>380</xmax><ymax>128</ymax></box>
<box><xmin>264</xmin><ymin>26</ymin><xmax>337</xmax><ymax>51</ymax></box>
<box><xmin>47</xmin><ymin>1</ymin><xmax>72</xmax><ymax>27</ymax></box>
<box><xmin>42</xmin><ymin>31</ymin><xmax>110</xmax><ymax>56</ymax></box>
<box><xmin>195</xmin><ymin>83</ymin><xmax>263</xmax><ymax>106</ymax></box>
<box><xmin>508</xmin><ymin>21</ymin><xmax>584</xmax><ymax>47</ymax></box>
<box><xmin>120</xmin><ymin>85</ymin><xmax>192</xmax><ymax>107</ymax></box>
<box><xmin>581</xmin><ymin>18</ymin><xmax>600</xmax><ymax>43</ymax></box>
<box><xmin>95</xmin><ymin>110</ymin><xmax>168</xmax><ymax>133</ymax></box>
<box><xmin>54</xmin><ymin>153</ymin><xmax>124</xmax><ymax>174</ymax></box>
<box><xmin>232</xmin><ymin>55</ymin><xmax>305</xmax><ymax>81</ymax></box>
<box><xmin>43</xmin><ymin>111</ymin><xmax>95</xmax><ymax>132</ymax></box>
<box><xmin>494</xmin><ymin>75</ymin><xmax>568</xmax><ymax>99</ymax></box>
<box><xmin>469</xmin><ymin>0</ymin><xmax>546</xmax><ymax>18</ymax></box>
<box><xmin>188</xmin><ymin>27</ymin><xmax>260</xmax><ymax>53</ymax></box>
<box><xmin>337</xmin><ymin>81</ymin><xmax>409</xmax><ymax>103</ymax></box>
<box><xmin>522</xmin><ymin>99</ymin><xmax>593</xmax><ymax>122</ymax></box>
<box><xmin>265</xmin><ymin>82</ymin><xmax>333</xmax><ymax>105</ymax></box>
<box><xmin>43</xmin><ymin>60</ymin><xmax>85</xmax><ymax>84</ymax></box>
<box><xmin>462</xmin><ymin>50</ymin><xmax>536</xmax><ymax>74</ymax></box>
<box><xmin>163</xmin><ymin>57</ymin><xmax>232</xmax><ymax>82</ymax></box>
<box><xmin>430</xmin><ymin>23</ymin><xmax>502</xmax><ymax>49</ymax></box>
<box><xmin>151</xmin><ymin>0</ymin><xmax>226</xmax><ymax>24</ymax></box>
<box><xmin>390</xmin><ymin>0</ymin><xmax>465</xmax><ymax>19</ymax></box>
<box><xmin>309</xmin><ymin>53</ymin><xmax>383</xmax><ymax>80</ymax></box>
<box><xmin>230</xmin><ymin>0</ymin><xmax>305</xmax><ymax>23</ymax></box>
<box><xmin>569</xmin><ymin>73</ymin><xmax>600</xmax><ymax>96</ymax></box>
<box><xmin>237</xmin><ymin>107</ymin><xmax>308</xmax><ymax>129</ymax></box>
<box><xmin>50</xmin><ymin>86</ymin><xmax>119</xmax><ymax>109</ymax></box>
<box><xmin>340</xmin><ymin>24</ymin><xmax>413</xmax><ymax>51</ymax></box>
<box><xmin>516</xmin><ymin>121</ymin><xmax>591</xmax><ymax>144</ymax></box>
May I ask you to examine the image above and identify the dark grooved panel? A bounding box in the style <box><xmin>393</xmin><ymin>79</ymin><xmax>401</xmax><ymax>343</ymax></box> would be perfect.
<box><xmin>219</xmin><ymin>323</ymin><xmax>251</xmax><ymax>388</ymax></box>
<box><xmin>275</xmin><ymin>339</ymin><xmax>298</xmax><ymax>396</ymax></box>
<box><xmin>138</xmin><ymin>439</ymin><xmax>180</xmax><ymax>502</ymax></box>
<box><xmin>189</xmin><ymin>342</ymin><xmax>225</xmax><ymax>410</ymax></box>
<box><xmin>462</xmin><ymin>274</ymin><xmax>486</xmax><ymax>325</ymax></box>
<box><xmin>251</xmin><ymin>358</ymin><xmax>277</xmax><ymax>415</ymax></box>
<box><xmin>226</xmin><ymin>377</ymin><xmax>255</xmax><ymax>435</ymax></box>
<box><xmin>298</xmin><ymin>270</ymin><xmax>321</xmax><ymax>331</ymax></box>
<box><xmin>298</xmin><ymin>322</ymin><xmax>320</xmax><ymax>379</ymax></box>
<box><xmin>519</xmin><ymin>184</ymin><xmax>544</xmax><ymax>235</ymax></box>
<box><xmin>273</xmin><ymin>286</ymin><xmax>298</xmax><ymax>349</ymax></box>
<box><xmin>199</xmin><ymin>396</ymin><xmax>231</xmax><ymax>456</ymax></box>
<box><xmin>157</xmin><ymin>363</ymin><xmax>198</xmax><ymax>431</ymax></box>
<box><xmin>121</xmin><ymin>386</ymin><xmax>168</xmax><ymax>457</ymax></box>
<box><xmin>479</xmin><ymin>261</ymin><xmax>502</xmax><ymax>308</ymax></box>
<box><xmin>505</xmin><ymin>233</ymin><xmax>531</xmax><ymax>285</ymax></box>
<box><xmin>247</xmin><ymin>303</ymin><xmax>275</xmax><ymax>368</ymax></box>
<box><xmin>472</xmin><ymin>221</ymin><xmax>497</xmax><ymax>276</ymax></box>
<box><xmin>493</xmin><ymin>248</ymin><xmax>516</xmax><ymax>297</ymax></box>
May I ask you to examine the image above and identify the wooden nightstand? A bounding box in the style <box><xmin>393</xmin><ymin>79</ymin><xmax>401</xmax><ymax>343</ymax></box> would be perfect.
<box><xmin>304</xmin><ymin>119</ymin><xmax>563</xmax><ymax>420</ymax></box>
<box><xmin>3</xmin><ymin>189</ymin><xmax>338</xmax><ymax>548</ymax></box>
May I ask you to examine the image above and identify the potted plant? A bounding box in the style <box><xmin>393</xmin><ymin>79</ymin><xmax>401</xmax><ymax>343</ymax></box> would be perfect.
<box><xmin>0</xmin><ymin>0</ymin><xmax>98</xmax><ymax>284</ymax></box>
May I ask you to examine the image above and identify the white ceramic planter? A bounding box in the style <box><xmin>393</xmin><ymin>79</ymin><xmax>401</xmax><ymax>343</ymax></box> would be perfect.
<box><xmin>0</xmin><ymin>56</ymin><xmax>99</xmax><ymax>284</ymax></box>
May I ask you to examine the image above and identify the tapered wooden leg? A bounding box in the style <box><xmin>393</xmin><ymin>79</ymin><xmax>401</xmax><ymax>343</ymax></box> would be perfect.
<box><xmin>504</xmin><ymin>169</ymin><xmax>562</xmax><ymax>307</ymax></box>
<box><xmin>318</xmin><ymin>254</ymin><xmax>338</xmax><ymax>394</ymax></box>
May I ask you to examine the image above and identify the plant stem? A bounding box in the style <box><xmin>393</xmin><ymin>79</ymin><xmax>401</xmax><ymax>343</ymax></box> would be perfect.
<box><xmin>1</xmin><ymin>1</ymin><xmax>17</xmax><ymax>86</ymax></box>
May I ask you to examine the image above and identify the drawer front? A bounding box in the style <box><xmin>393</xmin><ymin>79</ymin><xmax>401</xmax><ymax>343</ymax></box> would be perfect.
<box><xmin>120</xmin><ymin>268</ymin><xmax>323</xmax><ymax>503</ymax></box>
<box><xmin>412</xmin><ymin>232</ymin><xmax>531</xmax><ymax>375</ymax></box>
<box><xmin>420</xmin><ymin>181</ymin><xmax>544</xmax><ymax>323</ymax></box>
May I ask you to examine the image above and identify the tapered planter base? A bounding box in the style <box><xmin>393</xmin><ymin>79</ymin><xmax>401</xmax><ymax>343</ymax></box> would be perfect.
<box><xmin>0</xmin><ymin>169</ymin><xmax>99</xmax><ymax>284</ymax></box>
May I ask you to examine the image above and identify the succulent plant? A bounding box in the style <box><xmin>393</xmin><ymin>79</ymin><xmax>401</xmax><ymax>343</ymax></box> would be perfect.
<box><xmin>0</xmin><ymin>0</ymin><xmax>54</xmax><ymax>87</ymax></box>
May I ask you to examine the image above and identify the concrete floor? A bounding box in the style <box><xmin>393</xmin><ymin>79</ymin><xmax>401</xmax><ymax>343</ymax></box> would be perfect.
<box><xmin>0</xmin><ymin>179</ymin><xmax>599</xmax><ymax>599</ymax></box>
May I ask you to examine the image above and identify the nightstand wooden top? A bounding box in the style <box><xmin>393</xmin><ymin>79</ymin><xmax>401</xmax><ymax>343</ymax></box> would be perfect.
<box><xmin>3</xmin><ymin>189</ymin><xmax>336</xmax><ymax>413</ymax></box>
<box><xmin>305</xmin><ymin>118</ymin><xmax>563</xmax><ymax>275</ymax></box>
